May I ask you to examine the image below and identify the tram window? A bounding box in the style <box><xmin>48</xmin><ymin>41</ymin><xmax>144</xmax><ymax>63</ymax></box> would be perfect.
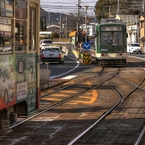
<box><xmin>0</xmin><ymin>0</ymin><xmax>13</xmax><ymax>17</ymax></box>
<box><xmin>15</xmin><ymin>0</ymin><xmax>27</xmax><ymax>19</ymax></box>
<box><xmin>15</xmin><ymin>20</ymin><xmax>26</xmax><ymax>36</ymax></box>
<box><xmin>0</xmin><ymin>18</ymin><xmax>13</xmax><ymax>53</ymax></box>
<box><xmin>29</xmin><ymin>7</ymin><xmax>36</xmax><ymax>51</ymax></box>
<box><xmin>15</xmin><ymin>37</ymin><xmax>26</xmax><ymax>51</ymax></box>
<box><xmin>101</xmin><ymin>32</ymin><xmax>123</xmax><ymax>45</ymax></box>
<box><xmin>15</xmin><ymin>20</ymin><xmax>27</xmax><ymax>51</ymax></box>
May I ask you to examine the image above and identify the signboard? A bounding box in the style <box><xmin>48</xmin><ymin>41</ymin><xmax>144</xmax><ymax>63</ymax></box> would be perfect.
<box><xmin>83</xmin><ymin>42</ymin><xmax>90</xmax><ymax>50</ymax></box>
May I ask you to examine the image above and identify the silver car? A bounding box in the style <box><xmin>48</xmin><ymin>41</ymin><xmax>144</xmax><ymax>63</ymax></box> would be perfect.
<box><xmin>39</xmin><ymin>39</ymin><xmax>52</xmax><ymax>50</ymax></box>
<box><xmin>41</xmin><ymin>46</ymin><xmax>64</xmax><ymax>64</ymax></box>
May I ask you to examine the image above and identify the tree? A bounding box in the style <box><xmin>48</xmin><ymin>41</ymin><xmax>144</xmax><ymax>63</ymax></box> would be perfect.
<box><xmin>50</xmin><ymin>32</ymin><xmax>59</xmax><ymax>39</ymax></box>
<box><xmin>94</xmin><ymin>0</ymin><xmax>141</xmax><ymax>23</ymax></box>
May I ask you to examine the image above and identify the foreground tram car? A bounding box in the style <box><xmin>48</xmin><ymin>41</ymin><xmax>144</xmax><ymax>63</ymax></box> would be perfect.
<box><xmin>94</xmin><ymin>18</ymin><xmax>127</xmax><ymax>66</ymax></box>
<box><xmin>0</xmin><ymin>0</ymin><xmax>40</xmax><ymax>134</ymax></box>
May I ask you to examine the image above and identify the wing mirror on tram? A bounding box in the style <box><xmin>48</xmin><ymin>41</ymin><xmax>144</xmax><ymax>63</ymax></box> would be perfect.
<box><xmin>126</xmin><ymin>33</ymin><xmax>128</xmax><ymax>38</ymax></box>
<box><xmin>95</xmin><ymin>31</ymin><xmax>98</xmax><ymax>38</ymax></box>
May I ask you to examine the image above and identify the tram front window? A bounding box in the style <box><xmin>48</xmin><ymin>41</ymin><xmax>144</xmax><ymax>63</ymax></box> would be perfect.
<box><xmin>101</xmin><ymin>26</ymin><xmax>123</xmax><ymax>45</ymax></box>
<box><xmin>101</xmin><ymin>31</ymin><xmax>123</xmax><ymax>45</ymax></box>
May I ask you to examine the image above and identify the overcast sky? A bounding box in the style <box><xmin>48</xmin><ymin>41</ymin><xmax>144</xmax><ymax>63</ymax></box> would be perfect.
<box><xmin>40</xmin><ymin>0</ymin><xmax>97</xmax><ymax>16</ymax></box>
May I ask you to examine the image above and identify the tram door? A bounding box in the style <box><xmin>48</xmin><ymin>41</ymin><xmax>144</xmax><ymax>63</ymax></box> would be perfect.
<box><xmin>26</xmin><ymin>3</ymin><xmax>40</xmax><ymax>112</ymax></box>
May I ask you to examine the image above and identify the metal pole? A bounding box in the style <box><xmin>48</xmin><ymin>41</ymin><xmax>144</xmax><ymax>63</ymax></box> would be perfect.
<box><xmin>117</xmin><ymin>0</ymin><xmax>119</xmax><ymax>15</ymax></box>
<box><xmin>48</xmin><ymin>12</ymin><xmax>50</xmax><ymax>27</ymax></box>
<box><xmin>77</xmin><ymin>0</ymin><xmax>81</xmax><ymax>43</ymax></box>
<box><xmin>109</xmin><ymin>5</ymin><xmax>110</xmax><ymax>18</ymax></box>
<box><xmin>143</xmin><ymin>0</ymin><xmax>145</xmax><ymax>12</ymax></box>
<box><xmin>84</xmin><ymin>6</ymin><xmax>88</xmax><ymax>42</ymax></box>
<box><xmin>66</xmin><ymin>16</ymin><xmax>67</xmax><ymax>39</ymax></box>
<box><xmin>85</xmin><ymin>9</ymin><xmax>87</xmax><ymax>42</ymax></box>
<box><xmin>59</xmin><ymin>7</ymin><xmax>61</xmax><ymax>42</ymax></box>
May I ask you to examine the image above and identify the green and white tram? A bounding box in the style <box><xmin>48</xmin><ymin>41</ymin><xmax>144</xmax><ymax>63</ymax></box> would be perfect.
<box><xmin>95</xmin><ymin>18</ymin><xmax>127</xmax><ymax>66</ymax></box>
<box><xmin>0</xmin><ymin>0</ymin><xmax>40</xmax><ymax>133</ymax></box>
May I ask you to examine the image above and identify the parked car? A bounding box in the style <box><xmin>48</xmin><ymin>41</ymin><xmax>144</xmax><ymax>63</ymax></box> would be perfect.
<box><xmin>41</xmin><ymin>46</ymin><xmax>65</xmax><ymax>64</ymax></box>
<box><xmin>39</xmin><ymin>39</ymin><xmax>52</xmax><ymax>50</ymax></box>
<box><xmin>127</xmin><ymin>43</ymin><xmax>142</xmax><ymax>54</ymax></box>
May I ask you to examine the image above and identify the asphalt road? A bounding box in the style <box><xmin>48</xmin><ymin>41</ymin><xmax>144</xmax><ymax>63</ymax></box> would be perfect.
<box><xmin>40</xmin><ymin>49</ymin><xmax>96</xmax><ymax>79</ymax></box>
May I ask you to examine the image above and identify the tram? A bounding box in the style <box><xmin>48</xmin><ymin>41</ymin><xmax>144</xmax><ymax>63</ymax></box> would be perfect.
<box><xmin>94</xmin><ymin>18</ymin><xmax>127</xmax><ymax>66</ymax></box>
<box><xmin>0</xmin><ymin>0</ymin><xmax>40</xmax><ymax>133</ymax></box>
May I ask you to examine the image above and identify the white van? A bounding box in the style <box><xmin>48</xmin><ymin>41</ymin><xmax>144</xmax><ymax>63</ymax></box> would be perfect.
<box><xmin>39</xmin><ymin>39</ymin><xmax>52</xmax><ymax>50</ymax></box>
<box><xmin>127</xmin><ymin>43</ymin><xmax>142</xmax><ymax>54</ymax></box>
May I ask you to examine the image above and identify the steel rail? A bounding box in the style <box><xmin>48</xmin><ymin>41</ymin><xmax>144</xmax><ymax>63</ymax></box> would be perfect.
<box><xmin>67</xmin><ymin>85</ymin><xmax>123</xmax><ymax>145</ymax></box>
<box><xmin>41</xmin><ymin>67</ymin><xmax>104</xmax><ymax>97</ymax></box>
<box><xmin>68</xmin><ymin>62</ymin><xmax>145</xmax><ymax>145</ymax></box>
<box><xmin>10</xmin><ymin>67</ymin><xmax>119</xmax><ymax>129</ymax></box>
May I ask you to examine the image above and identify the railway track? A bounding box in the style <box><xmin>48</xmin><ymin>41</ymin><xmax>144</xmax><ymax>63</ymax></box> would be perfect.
<box><xmin>0</xmin><ymin>66</ymin><xmax>120</xmax><ymax>144</ymax></box>
<box><xmin>1</xmin><ymin>57</ymin><xmax>145</xmax><ymax>145</ymax></box>
<box><xmin>68</xmin><ymin>59</ymin><xmax>145</xmax><ymax>145</ymax></box>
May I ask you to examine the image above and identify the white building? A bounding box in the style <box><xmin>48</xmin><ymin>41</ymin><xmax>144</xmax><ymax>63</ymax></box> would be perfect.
<box><xmin>126</xmin><ymin>25</ymin><xmax>138</xmax><ymax>44</ymax></box>
<box><xmin>80</xmin><ymin>23</ymin><xmax>98</xmax><ymax>37</ymax></box>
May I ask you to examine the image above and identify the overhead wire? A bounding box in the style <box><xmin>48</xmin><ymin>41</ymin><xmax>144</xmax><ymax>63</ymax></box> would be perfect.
<box><xmin>40</xmin><ymin>0</ymin><xmax>96</xmax><ymax>15</ymax></box>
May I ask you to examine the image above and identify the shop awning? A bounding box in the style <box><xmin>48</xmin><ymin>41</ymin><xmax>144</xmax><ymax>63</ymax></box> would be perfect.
<box><xmin>69</xmin><ymin>31</ymin><xmax>77</xmax><ymax>37</ymax></box>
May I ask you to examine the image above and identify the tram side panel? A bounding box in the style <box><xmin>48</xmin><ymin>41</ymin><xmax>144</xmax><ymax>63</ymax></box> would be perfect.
<box><xmin>0</xmin><ymin>53</ymin><xmax>37</xmax><ymax>118</ymax></box>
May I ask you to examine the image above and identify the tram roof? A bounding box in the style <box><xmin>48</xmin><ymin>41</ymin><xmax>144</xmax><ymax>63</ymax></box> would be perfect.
<box><xmin>101</xmin><ymin>18</ymin><xmax>121</xmax><ymax>24</ymax></box>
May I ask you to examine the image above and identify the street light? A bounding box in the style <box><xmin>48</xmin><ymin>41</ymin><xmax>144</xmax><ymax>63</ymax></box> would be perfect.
<box><xmin>84</xmin><ymin>6</ymin><xmax>88</xmax><ymax>42</ymax></box>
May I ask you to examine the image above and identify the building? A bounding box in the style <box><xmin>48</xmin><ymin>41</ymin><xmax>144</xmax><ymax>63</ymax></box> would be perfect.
<box><xmin>80</xmin><ymin>23</ymin><xmax>97</xmax><ymax>37</ymax></box>
<box><xmin>139</xmin><ymin>12</ymin><xmax>145</xmax><ymax>52</ymax></box>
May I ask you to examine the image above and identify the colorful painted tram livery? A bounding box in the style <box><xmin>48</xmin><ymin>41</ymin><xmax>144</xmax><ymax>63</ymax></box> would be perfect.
<box><xmin>0</xmin><ymin>0</ymin><xmax>40</xmax><ymax>134</ymax></box>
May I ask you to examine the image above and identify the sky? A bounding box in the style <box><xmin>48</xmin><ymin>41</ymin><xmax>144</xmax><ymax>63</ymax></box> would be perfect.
<box><xmin>40</xmin><ymin>0</ymin><xmax>97</xmax><ymax>16</ymax></box>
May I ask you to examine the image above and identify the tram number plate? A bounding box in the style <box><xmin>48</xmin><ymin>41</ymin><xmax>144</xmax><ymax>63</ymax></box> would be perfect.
<box><xmin>101</xmin><ymin>49</ymin><xmax>108</xmax><ymax>51</ymax></box>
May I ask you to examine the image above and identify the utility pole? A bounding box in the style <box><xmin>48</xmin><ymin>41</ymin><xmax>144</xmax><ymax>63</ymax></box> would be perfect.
<box><xmin>66</xmin><ymin>16</ymin><xmax>67</xmax><ymax>39</ymax></box>
<box><xmin>84</xmin><ymin>6</ymin><xmax>88</xmax><ymax>42</ymax></box>
<box><xmin>48</xmin><ymin>12</ymin><xmax>50</xmax><ymax>26</ymax></box>
<box><xmin>109</xmin><ymin>5</ymin><xmax>110</xmax><ymax>17</ymax></box>
<box><xmin>103</xmin><ymin>4</ymin><xmax>113</xmax><ymax>18</ymax></box>
<box><xmin>59</xmin><ymin>6</ymin><xmax>61</xmax><ymax>42</ymax></box>
<box><xmin>77</xmin><ymin>0</ymin><xmax>81</xmax><ymax>44</ymax></box>
<box><xmin>143</xmin><ymin>0</ymin><xmax>145</xmax><ymax>12</ymax></box>
<box><xmin>117</xmin><ymin>0</ymin><xmax>119</xmax><ymax>15</ymax></box>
